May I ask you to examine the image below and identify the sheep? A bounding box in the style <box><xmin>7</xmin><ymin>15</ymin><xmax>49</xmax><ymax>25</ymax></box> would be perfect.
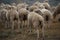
<box><xmin>51</xmin><ymin>6</ymin><xmax>56</xmax><ymax>13</ymax></box>
<box><xmin>6</xmin><ymin>6</ymin><xmax>19</xmax><ymax>31</ymax></box>
<box><xmin>17</xmin><ymin>3</ymin><xmax>28</xmax><ymax>10</ymax></box>
<box><xmin>42</xmin><ymin>0</ymin><xmax>51</xmax><ymax>10</ymax></box>
<box><xmin>41</xmin><ymin>9</ymin><xmax>53</xmax><ymax>28</ymax></box>
<box><xmin>18</xmin><ymin>8</ymin><xmax>29</xmax><ymax>29</ymax></box>
<box><xmin>28</xmin><ymin>12</ymin><xmax>45</xmax><ymax>40</ymax></box>
<box><xmin>0</xmin><ymin>9</ymin><xmax>8</xmax><ymax>29</ymax></box>
<box><xmin>54</xmin><ymin>14</ymin><xmax>60</xmax><ymax>22</ymax></box>
<box><xmin>33</xmin><ymin>1</ymin><xmax>51</xmax><ymax>10</ymax></box>
<box><xmin>53</xmin><ymin>4</ymin><xmax>60</xmax><ymax>18</ymax></box>
<box><xmin>53</xmin><ymin>4</ymin><xmax>60</xmax><ymax>22</ymax></box>
<box><xmin>28</xmin><ymin>5</ymin><xmax>39</xmax><ymax>12</ymax></box>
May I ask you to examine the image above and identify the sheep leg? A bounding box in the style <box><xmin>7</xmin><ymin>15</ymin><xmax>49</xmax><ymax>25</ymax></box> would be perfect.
<box><xmin>36</xmin><ymin>29</ymin><xmax>39</xmax><ymax>40</ymax></box>
<box><xmin>48</xmin><ymin>21</ymin><xmax>51</xmax><ymax>28</ymax></box>
<box><xmin>28</xmin><ymin>20</ymin><xmax>32</xmax><ymax>34</ymax></box>
<box><xmin>18</xmin><ymin>21</ymin><xmax>20</xmax><ymax>30</ymax></box>
<box><xmin>5</xmin><ymin>21</ymin><xmax>7</xmax><ymax>29</ymax></box>
<box><xmin>11</xmin><ymin>21</ymin><xmax>14</xmax><ymax>33</ymax></box>
<box><xmin>20</xmin><ymin>21</ymin><xmax>24</xmax><ymax>29</ymax></box>
<box><xmin>24</xmin><ymin>21</ymin><xmax>26</xmax><ymax>27</ymax></box>
<box><xmin>33</xmin><ymin>23</ymin><xmax>39</xmax><ymax>40</ymax></box>
<box><xmin>18</xmin><ymin>20</ymin><xmax>20</xmax><ymax>30</ymax></box>
<box><xmin>42</xmin><ymin>25</ymin><xmax>45</xmax><ymax>40</ymax></box>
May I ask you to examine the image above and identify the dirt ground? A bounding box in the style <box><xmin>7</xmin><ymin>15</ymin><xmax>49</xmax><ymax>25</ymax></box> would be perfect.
<box><xmin>0</xmin><ymin>22</ymin><xmax>60</xmax><ymax>40</ymax></box>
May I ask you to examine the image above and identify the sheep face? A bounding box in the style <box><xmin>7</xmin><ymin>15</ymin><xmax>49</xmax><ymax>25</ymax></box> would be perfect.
<box><xmin>42</xmin><ymin>3</ymin><xmax>51</xmax><ymax>10</ymax></box>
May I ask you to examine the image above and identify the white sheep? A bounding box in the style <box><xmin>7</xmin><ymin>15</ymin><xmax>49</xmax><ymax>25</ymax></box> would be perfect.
<box><xmin>53</xmin><ymin>4</ymin><xmax>60</xmax><ymax>22</ymax></box>
<box><xmin>6</xmin><ymin>7</ymin><xmax>19</xmax><ymax>31</ymax></box>
<box><xmin>28</xmin><ymin>12</ymin><xmax>45</xmax><ymax>40</ymax></box>
<box><xmin>0</xmin><ymin>9</ymin><xmax>8</xmax><ymax>29</ymax></box>
<box><xmin>42</xmin><ymin>0</ymin><xmax>51</xmax><ymax>10</ymax></box>
<box><xmin>41</xmin><ymin>9</ymin><xmax>53</xmax><ymax>28</ymax></box>
<box><xmin>18</xmin><ymin>8</ymin><xmax>29</xmax><ymax>29</ymax></box>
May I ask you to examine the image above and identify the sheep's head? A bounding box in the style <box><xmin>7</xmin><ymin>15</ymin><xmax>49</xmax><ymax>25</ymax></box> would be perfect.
<box><xmin>11</xmin><ymin>6</ymin><xmax>17</xmax><ymax>10</ymax></box>
<box><xmin>38</xmin><ymin>4</ymin><xmax>45</xmax><ymax>9</ymax></box>
<box><xmin>53</xmin><ymin>4</ymin><xmax>60</xmax><ymax>18</ymax></box>
<box><xmin>18</xmin><ymin>8</ymin><xmax>29</xmax><ymax>21</ymax></box>
<box><xmin>34</xmin><ymin>9</ymin><xmax>43</xmax><ymax>16</ymax></box>
<box><xmin>42</xmin><ymin>2</ymin><xmax>51</xmax><ymax>10</ymax></box>
<box><xmin>17</xmin><ymin>3</ymin><xmax>28</xmax><ymax>10</ymax></box>
<box><xmin>33</xmin><ymin>1</ymin><xmax>41</xmax><ymax>6</ymax></box>
<box><xmin>29</xmin><ymin>5</ymin><xmax>38</xmax><ymax>12</ymax></box>
<box><xmin>4</xmin><ymin>4</ymin><xmax>11</xmax><ymax>10</ymax></box>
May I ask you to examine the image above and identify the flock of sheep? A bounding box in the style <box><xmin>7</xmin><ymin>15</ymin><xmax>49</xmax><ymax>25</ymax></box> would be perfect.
<box><xmin>0</xmin><ymin>0</ymin><xmax>60</xmax><ymax>40</ymax></box>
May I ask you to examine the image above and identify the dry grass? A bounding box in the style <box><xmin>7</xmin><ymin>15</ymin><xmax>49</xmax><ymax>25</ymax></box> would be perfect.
<box><xmin>0</xmin><ymin>22</ymin><xmax>60</xmax><ymax>40</ymax></box>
